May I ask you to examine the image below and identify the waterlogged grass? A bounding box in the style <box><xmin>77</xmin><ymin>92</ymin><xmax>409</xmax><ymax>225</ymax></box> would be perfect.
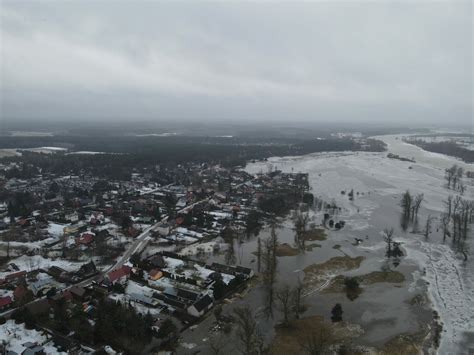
<box><xmin>275</xmin><ymin>243</ymin><xmax>300</xmax><ymax>257</ymax></box>
<box><xmin>271</xmin><ymin>315</ymin><xmax>364</xmax><ymax>355</ymax></box>
<box><xmin>323</xmin><ymin>271</ymin><xmax>406</xmax><ymax>294</ymax></box>
<box><xmin>303</xmin><ymin>228</ymin><xmax>327</xmax><ymax>241</ymax></box>
<box><xmin>379</xmin><ymin>328</ymin><xmax>429</xmax><ymax>355</ymax></box>
<box><xmin>303</xmin><ymin>256</ymin><xmax>365</xmax><ymax>293</ymax></box>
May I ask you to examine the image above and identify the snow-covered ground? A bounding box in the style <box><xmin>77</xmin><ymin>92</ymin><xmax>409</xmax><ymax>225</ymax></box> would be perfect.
<box><xmin>0</xmin><ymin>320</ymin><xmax>66</xmax><ymax>354</ymax></box>
<box><xmin>0</xmin><ymin>255</ymin><xmax>86</xmax><ymax>279</ymax></box>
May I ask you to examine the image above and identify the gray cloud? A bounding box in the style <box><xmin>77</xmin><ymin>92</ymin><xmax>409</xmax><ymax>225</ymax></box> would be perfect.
<box><xmin>0</xmin><ymin>0</ymin><xmax>472</xmax><ymax>125</ymax></box>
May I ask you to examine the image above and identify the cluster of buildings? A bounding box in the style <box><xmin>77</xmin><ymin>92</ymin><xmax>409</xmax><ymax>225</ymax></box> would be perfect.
<box><xmin>0</xmin><ymin>158</ymin><xmax>310</xmax><ymax>353</ymax></box>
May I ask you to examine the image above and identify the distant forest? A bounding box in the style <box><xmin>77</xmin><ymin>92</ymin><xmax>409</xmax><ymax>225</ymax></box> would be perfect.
<box><xmin>0</xmin><ymin>135</ymin><xmax>386</xmax><ymax>179</ymax></box>
<box><xmin>405</xmin><ymin>139</ymin><xmax>474</xmax><ymax>163</ymax></box>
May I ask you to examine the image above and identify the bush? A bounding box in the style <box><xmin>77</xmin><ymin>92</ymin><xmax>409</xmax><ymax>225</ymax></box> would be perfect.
<box><xmin>331</xmin><ymin>303</ymin><xmax>343</xmax><ymax>322</ymax></box>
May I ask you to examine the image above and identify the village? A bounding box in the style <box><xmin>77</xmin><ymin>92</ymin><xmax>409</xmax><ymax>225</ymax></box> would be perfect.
<box><xmin>0</xmin><ymin>158</ymin><xmax>311</xmax><ymax>354</ymax></box>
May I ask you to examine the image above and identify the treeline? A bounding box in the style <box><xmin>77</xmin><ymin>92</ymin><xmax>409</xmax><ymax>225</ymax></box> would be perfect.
<box><xmin>11</xmin><ymin>298</ymin><xmax>154</xmax><ymax>354</ymax></box>
<box><xmin>1</xmin><ymin>136</ymin><xmax>386</xmax><ymax>179</ymax></box>
<box><xmin>406</xmin><ymin>139</ymin><xmax>474</xmax><ymax>163</ymax></box>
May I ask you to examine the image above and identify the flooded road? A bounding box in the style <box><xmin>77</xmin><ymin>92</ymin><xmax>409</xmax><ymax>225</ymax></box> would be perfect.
<box><xmin>178</xmin><ymin>135</ymin><xmax>473</xmax><ymax>355</ymax></box>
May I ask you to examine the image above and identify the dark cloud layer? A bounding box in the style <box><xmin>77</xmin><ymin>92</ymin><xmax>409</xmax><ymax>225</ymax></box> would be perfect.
<box><xmin>1</xmin><ymin>0</ymin><xmax>472</xmax><ymax>125</ymax></box>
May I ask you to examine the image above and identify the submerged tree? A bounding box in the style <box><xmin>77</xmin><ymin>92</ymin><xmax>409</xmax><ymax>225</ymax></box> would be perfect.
<box><xmin>383</xmin><ymin>227</ymin><xmax>394</xmax><ymax>256</ymax></box>
<box><xmin>424</xmin><ymin>215</ymin><xmax>435</xmax><ymax>240</ymax></box>
<box><xmin>233</xmin><ymin>306</ymin><xmax>263</xmax><ymax>355</ymax></box>
<box><xmin>292</xmin><ymin>278</ymin><xmax>304</xmax><ymax>319</ymax></box>
<box><xmin>275</xmin><ymin>285</ymin><xmax>292</xmax><ymax>327</ymax></box>
<box><xmin>256</xmin><ymin>237</ymin><xmax>262</xmax><ymax>273</ymax></box>
<box><xmin>262</xmin><ymin>220</ymin><xmax>279</xmax><ymax>317</ymax></box>
<box><xmin>411</xmin><ymin>193</ymin><xmax>424</xmax><ymax>220</ymax></box>
<box><xmin>294</xmin><ymin>209</ymin><xmax>309</xmax><ymax>251</ymax></box>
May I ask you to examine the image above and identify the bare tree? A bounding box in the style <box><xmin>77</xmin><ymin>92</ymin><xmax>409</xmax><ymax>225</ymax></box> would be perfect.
<box><xmin>424</xmin><ymin>215</ymin><xmax>435</xmax><ymax>240</ymax></box>
<box><xmin>383</xmin><ymin>228</ymin><xmax>394</xmax><ymax>257</ymax></box>
<box><xmin>443</xmin><ymin>196</ymin><xmax>453</xmax><ymax>219</ymax></box>
<box><xmin>411</xmin><ymin>193</ymin><xmax>424</xmax><ymax>220</ymax></box>
<box><xmin>262</xmin><ymin>220</ymin><xmax>279</xmax><ymax>317</ymax></box>
<box><xmin>298</xmin><ymin>323</ymin><xmax>333</xmax><ymax>355</ymax></box>
<box><xmin>294</xmin><ymin>209</ymin><xmax>309</xmax><ymax>251</ymax></box>
<box><xmin>233</xmin><ymin>306</ymin><xmax>262</xmax><ymax>355</ymax></box>
<box><xmin>445</xmin><ymin>165</ymin><xmax>457</xmax><ymax>189</ymax></box>
<box><xmin>452</xmin><ymin>196</ymin><xmax>462</xmax><ymax>240</ymax></box>
<box><xmin>440</xmin><ymin>213</ymin><xmax>450</xmax><ymax>242</ymax></box>
<box><xmin>256</xmin><ymin>237</ymin><xmax>262</xmax><ymax>273</ymax></box>
<box><xmin>3</xmin><ymin>225</ymin><xmax>20</xmax><ymax>259</ymax></box>
<box><xmin>292</xmin><ymin>278</ymin><xmax>304</xmax><ymax>319</ymax></box>
<box><xmin>275</xmin><ymin>285</ymin><xmax>292</xmax><ymax>327</ymax></box>
<box><xmin>208</xmin><ymin>335</ymin><xmax>225</xmax><ymax>355</ymax></box>
<box><xmin>400</xmin><ymin>191</ymin><xmax>413</xmax><ymax>218</ymax></box>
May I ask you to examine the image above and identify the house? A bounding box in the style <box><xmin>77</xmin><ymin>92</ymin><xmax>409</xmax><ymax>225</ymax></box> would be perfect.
<box><xmin>14</xmin><ymin>284</ymin><xmax>29</xmax><ymax>301</ymax></box>
<box><xmin>48</xmin><ymin>266</ymin><xmax>69</xmax><ymax>281</ymax></box>
<box><xmin>76</xmin><ymin>261</ymin><xmax>97</xmax><ymax>278</ymax></box>
<box><xmin>65</xmin><ymin>212</ymin><xmax>79</xmax><ymax>223</ymax></box>
<box><xmin>155</xmin><ymin>222</ymin><xmax>170</xmax><ymax>236</ymax></box>
<box><xmin>64</xmin><ymin>225</ymin><xmax>81</xmax><ymax>235</ymax></box>
<box><xmin>187</xmin><ymin>295</ymin><xmax>213</xmax><ymax>317</ymax></box>
<box><xmin>29</xmin><ymin>277</ymin><xmax>55</xmax><ymax>296</ymax></box>
<box><xmin>2</xmin><ymin>270</ymin><xmax>27</xmax><ymax>285</ymax></box>
<box><xmin>76</xmin><ymin>232</ymin><xmax>94</xmax><ymax>245</ymax></box>
<box><xmin>69</xmin><ymin>285</ymin><xmax>86</xmax><ymax>300</ymax></box>
<box><xmin>21</xmin><ymin>342</ymin><xmax>45</xmax><ymax>355</ymax></box>
<box><xmin>235</xmin><ymin>266</ymin><xmax>255</xmax><ymax>278</ymax></box>
<box><xmin>17</xmin><ymin>219</ymin><xmax>30</xmax><ymax>228</ymax></box>
<box><xmin>105</xmin><ymin>265</ymin><xmax>132</xmax><ymax>285</ymax></box>
<box><xmin>149</xmin><ymin>269</ymin><xmax>163</xmax><ymax>281</ymax></box>
<box><xmin>0</xmin><ymin>296</ymin><xmax>13</xmax><ymax>311</ymax></box>
<box><xmin>148</xmin><ymin>255</ymin><xmax>166</xmax><ymax>268</ymax></box>
<box><xmin>26</xmin><ymin>298</ymin><xmax>51</xmax><ymax>316</ymax></box>
<box><xmin>127</xmin><ymin>227</ymin><xmax>140</xmax><ymax>238</ymax></box>
<box><xmin>129</xmin><ymin>293</ymin><xmax>158</xmax><ymax>307</ymax></box>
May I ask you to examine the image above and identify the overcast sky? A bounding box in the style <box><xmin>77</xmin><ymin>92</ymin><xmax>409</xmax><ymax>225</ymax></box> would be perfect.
<box><xmin>0</xmin><ymin>0</ymin><xmax>472</xmax><ymax>126</ymax></box>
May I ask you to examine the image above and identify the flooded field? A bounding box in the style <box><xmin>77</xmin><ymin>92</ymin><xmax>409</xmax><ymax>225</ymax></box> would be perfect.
<box><xmin>178</xmin><ymin>135</ymin><xmax>473</xmax><ymax>355</ymax></box>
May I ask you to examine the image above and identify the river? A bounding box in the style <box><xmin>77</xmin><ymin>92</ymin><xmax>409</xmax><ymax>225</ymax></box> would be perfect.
<box><xmin>177</xmin><ymin>135</ymin><xmax>473</xmax><ymax>355</ymax></box>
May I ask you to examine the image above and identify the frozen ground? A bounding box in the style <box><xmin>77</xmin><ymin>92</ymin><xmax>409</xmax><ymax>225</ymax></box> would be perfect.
<box><xmin>245</xmin><ymin>134</ymin><xmax>473</xmax><ymax>354</ymax></box>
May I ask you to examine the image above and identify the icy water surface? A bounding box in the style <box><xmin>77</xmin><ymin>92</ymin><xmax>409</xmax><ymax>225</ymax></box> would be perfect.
<box><xmin>178</xmin><ymin>136</ymin><xmax>473</xmax><ymax>355</ymax></box>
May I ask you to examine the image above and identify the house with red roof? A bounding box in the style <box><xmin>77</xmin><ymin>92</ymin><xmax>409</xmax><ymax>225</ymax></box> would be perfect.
<box><xmin>0</xmin><ymin>296</ymin><xmax>13</xmax><ymax>311</ymax></box>
<box><xmin>105</xmin><ymin>265</ymin><xmax>132</xmax><ymax>286</ymax></box>
<box><xmin>13</xmin><ymin>284</ymin><xmax>28</xmax><ymax>301</ymax></box>
<box><xmin>76</xmin><ymin>232</ymin><xmax>95</xmax><ymax>245</ymax></box>
<box><xmin>2</xmin><ymin>270</ymin><xmax>27</xmax><ymax>285</ymax></box>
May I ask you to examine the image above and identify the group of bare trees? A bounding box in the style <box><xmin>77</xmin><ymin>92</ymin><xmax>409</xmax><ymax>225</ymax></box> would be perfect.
<box><xmin>232</xmin><ymin>306</ymin><xmax>266</xmax><ymax>355</ymax></box>
<box><xmin>445</xmin><ymin>164</ymin><xmax>466</xmax><ymax>194</ymax></box>
<box><xmin>441</xmin><ymin>195</ymin><xmax>473</xmax><ymax>260</ymax></box>
<box><xmin>400</xmin><ymin>190</ymin><xmax>424</xmax><ymax>231</ymax></box>
<box><xmin>275</xmin><ymin>280</ymin><xmax>305</xmax><ymax>327</ymax></box>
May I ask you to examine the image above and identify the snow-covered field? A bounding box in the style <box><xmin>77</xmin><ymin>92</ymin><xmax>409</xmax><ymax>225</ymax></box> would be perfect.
<box><xmin>0</xmin><ymin>320</ymin><xmax>66</xmax><ymax>354</ymax></box>
<box><xmin>0</xmin><ymin>255</ymin><xmax>87</xmax><ymax>279</ymax></box>
<box><xmin>245</xmin><ymin>134</ymin><xmax>473</xmax><ymax>354</ymax></box>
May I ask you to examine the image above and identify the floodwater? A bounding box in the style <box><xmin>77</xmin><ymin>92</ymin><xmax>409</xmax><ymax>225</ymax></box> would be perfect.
<box><xmin>178</xmin><ymin>136</ymin><xmax>473</xmax><ymax>355</ymax></box>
